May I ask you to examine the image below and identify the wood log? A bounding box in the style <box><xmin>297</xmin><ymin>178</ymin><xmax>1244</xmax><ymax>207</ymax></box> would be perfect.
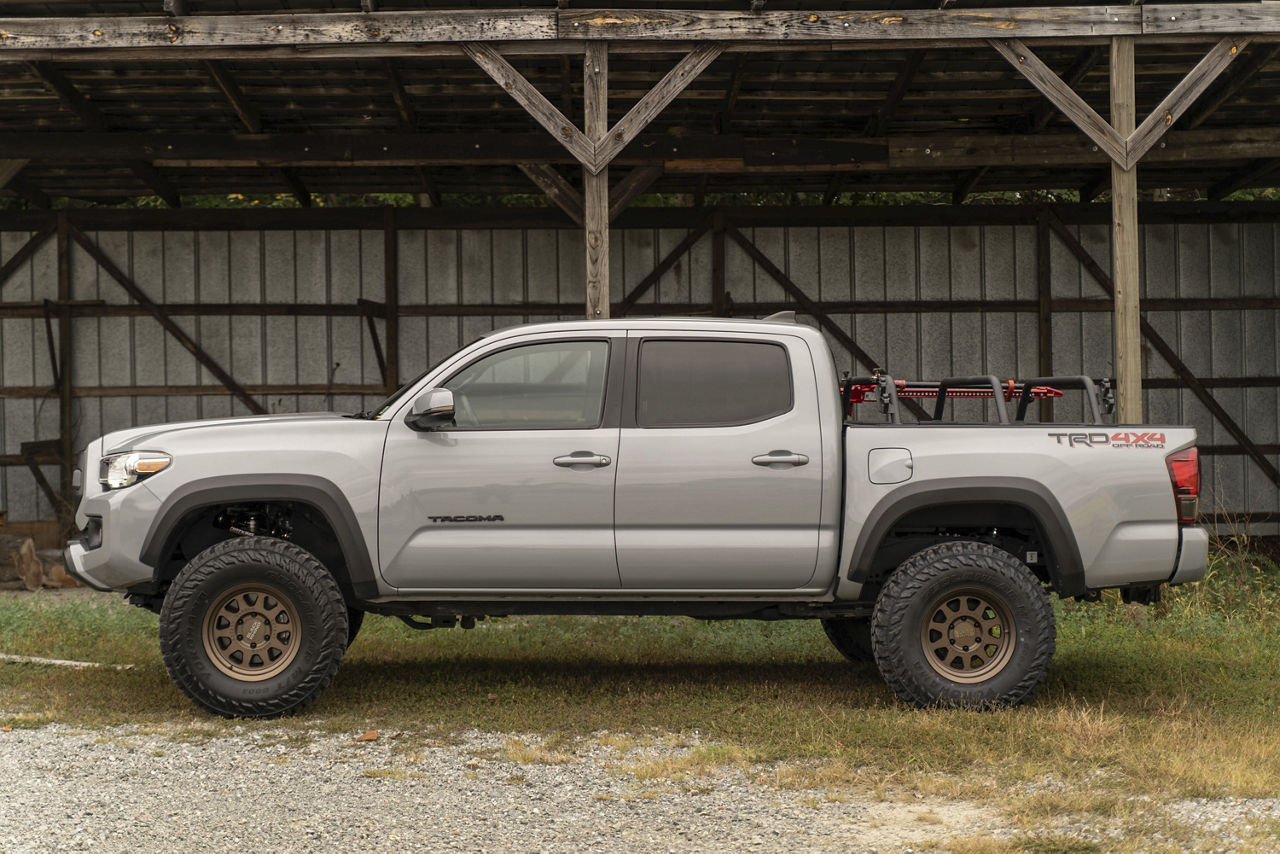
<box><xmin>15</xmin><ymin>538</ymin><xmax>42</xmax><ymax>591</ymax></box>
<box><xmin>39</xmin><ymin>548</ymin><xmax>78</xmax><ymax>588</ymax></box>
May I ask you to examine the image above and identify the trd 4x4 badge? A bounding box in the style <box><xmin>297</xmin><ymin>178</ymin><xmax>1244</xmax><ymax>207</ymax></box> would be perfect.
<box><xmin>1049</xmin><ymin>432</ymin><xmax>1166</xmax><ymax>449</ymax></box>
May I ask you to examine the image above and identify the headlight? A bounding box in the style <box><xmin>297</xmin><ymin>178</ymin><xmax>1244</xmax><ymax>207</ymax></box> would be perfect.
<box><xmin>98</xmin><ymin>452</ymin><xmax>172</xmax><ymax>490</ymax></box>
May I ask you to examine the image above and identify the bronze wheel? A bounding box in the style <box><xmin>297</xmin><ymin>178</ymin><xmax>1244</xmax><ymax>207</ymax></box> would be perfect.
<box><xmin>202</xmin><ymin>583</ymin><xmax>301</xmax><ymax>681</ymax></box>
<box><xmin>161</xmin><ymin>536</ymin><xmax>348</xmax><ymax>718</ymax></box>
<box><xmin>871</xmin><ymin>541</ymin><xmax>1055</xmax><ymax>709</ymax></box>
<box><xmin>919</xmin><ymin>587</ymin><xmax>1016</xmax><ymax>683</ymax></box>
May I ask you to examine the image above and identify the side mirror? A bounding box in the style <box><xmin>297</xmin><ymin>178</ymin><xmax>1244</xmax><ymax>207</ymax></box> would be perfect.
<box><xmin>406</xmin><ymin>388</ymin><xmax>455</xmax><ymax>431</ymax></box>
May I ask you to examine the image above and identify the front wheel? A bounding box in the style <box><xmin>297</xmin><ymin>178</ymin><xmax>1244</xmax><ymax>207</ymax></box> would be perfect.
<box><xmin>871</xmin><ymin>541</ymin><xmax>1055</xmax><ymax>709</ymax></box>
<box><xmin>159</xmin><ymin>536</ymin><xmax>349</xmax><ymax>718</ymax></box>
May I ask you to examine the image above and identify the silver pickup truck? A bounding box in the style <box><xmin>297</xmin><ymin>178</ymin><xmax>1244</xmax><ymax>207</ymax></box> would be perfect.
<box><xmin>65</xmin><ymin>315</ymin><xmax>1208</xmax><ymax>717</ymax></box>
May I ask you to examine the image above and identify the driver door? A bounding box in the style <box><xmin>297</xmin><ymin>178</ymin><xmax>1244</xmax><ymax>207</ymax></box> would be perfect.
<box><xmin>378</xmin><ymin>334</ymin><xmax>622</xmax><ymax>590</ymax></box>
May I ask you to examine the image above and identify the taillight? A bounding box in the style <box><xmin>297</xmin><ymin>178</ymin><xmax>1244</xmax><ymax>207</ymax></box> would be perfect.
<box><xmin>1166</xmin><ymin>447</ymin><xmax>1199</xmax><ymax>524</ymax></box>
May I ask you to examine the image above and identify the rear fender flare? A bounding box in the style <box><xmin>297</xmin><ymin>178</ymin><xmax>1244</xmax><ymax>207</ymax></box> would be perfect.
<box><xmin>846</xmin><ymin>477</ymin><xmax>1086</xmax><ymax>598</ymax></box>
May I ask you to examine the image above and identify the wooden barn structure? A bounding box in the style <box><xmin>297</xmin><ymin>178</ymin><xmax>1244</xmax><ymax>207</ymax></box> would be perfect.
<box><xmin>0</xmin><ymin>1</ymin><xmax>1278</xmax><ymax>531</ymax></box>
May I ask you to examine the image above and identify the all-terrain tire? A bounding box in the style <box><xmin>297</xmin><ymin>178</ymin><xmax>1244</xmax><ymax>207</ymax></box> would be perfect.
<box><xmin>159</xmin><ymin>536</ymin><xmax>349</xmax><ymax>718</ymax></box>
<box><xmin>821</xmin><ymin>618</ymin><xmax>874</xmax><ymax>663</ymax></box>
<box><xmin>871</xmin><ymin>541</ymin><xmax>1055</xmax><ymax>709</ymax></box>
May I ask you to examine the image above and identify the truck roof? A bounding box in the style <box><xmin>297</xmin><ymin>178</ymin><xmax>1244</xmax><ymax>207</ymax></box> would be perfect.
<box><xmin>484</xmin><ymin>314</ymin><xmax>821</xmax><ymax>341</ymax></box>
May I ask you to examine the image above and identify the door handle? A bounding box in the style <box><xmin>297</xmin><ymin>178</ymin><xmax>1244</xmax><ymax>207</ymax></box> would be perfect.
<box><xmin>554</xmin><ymin>452</ymin><xmax>612</xmax><ymax>468</ymax></box>
<box><xmin>752</xmin><ymin>450</ymin><xmax>809</xmax><ymax>467</ymax></box>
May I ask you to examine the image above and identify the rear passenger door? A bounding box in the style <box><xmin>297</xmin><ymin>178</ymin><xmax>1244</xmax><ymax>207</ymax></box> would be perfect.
<box><xmin>613</xmin><ymin>333</ymin><xmax>824</xmax><ymax>590</ymax></box>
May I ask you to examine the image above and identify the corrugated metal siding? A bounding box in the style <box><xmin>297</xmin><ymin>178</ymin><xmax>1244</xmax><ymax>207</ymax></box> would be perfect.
<box><xmin>1</xmin><ymin>221</ymin><xmax>1276</xmax><ymax>529</ymax></box>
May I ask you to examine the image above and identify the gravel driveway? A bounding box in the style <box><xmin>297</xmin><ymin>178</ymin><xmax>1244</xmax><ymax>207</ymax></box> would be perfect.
<box><xmin>3</xmin><ymin>722</ymin><xmax>1280</xmax><ymax>851</ymax></box>
<box><xmin>0</xmin><ymin>723</ymin><xmax>998</xmax><ymax>852</ymax></box>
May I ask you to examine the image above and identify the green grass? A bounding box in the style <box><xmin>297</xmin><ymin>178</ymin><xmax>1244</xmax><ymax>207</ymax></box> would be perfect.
<box><xmin>2</xmin><ymin>542</ymin><xmax>1280</xmax><ymax>822</ymax></box>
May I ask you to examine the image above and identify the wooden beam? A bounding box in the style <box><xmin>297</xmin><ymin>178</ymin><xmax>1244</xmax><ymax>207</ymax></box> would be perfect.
<box><xmin>1209</xmin><ymin>158</ymin><xmax>1280</xmax><ymax>200</ymax></box>
<box><xmin>383</xmin><ymin>205</ymin><xmax>399</xmax><ymax>393</ymax></box>
<box><xmin>55</xmin><ymin>213</ymin><xmax>72</xmax><ymax>528</ymax></box>
<box><xmin>1045</xmin><ymin>210</ymin><xmax>1280</xmax><ymax>487</ymax></box>
<box><xmin>66</xmin><ymin>224</ymin><xmax>266</xmax><ymax>415</ymax></box>
<box><xmin>1080</xmin><ymin>170</ymin><xmax>1109</xmax><ymax>202</ymax></box>
<box><xmin>383</xmin><ymin>59</ymin><xmax>416</xmax><ymax>131</ymax></box>
<box><xmin>717</xmin><ymin>54</ymin><xmax>747</xmax><ymax>133</ymax></box>
<box><xmin>864</xmin><ymin>49</ymin><xmax>926</xmax><ymax>137</ymax></box>
<box><xmin>951</xmin><ymin>166</ymin><xmax>989</xmax><ymax>204</ymax></box>
<box><xmin>0</xmin><ymin>159</ymin><xmax>28</xmax><ymax>189</ymax></box>
<box><xmin>517</xmin><ymin>162</ymin><xmax>584</xmax><ymax>226</ymax></box>
<box><xmin>414</xmin><ymin>166</ymin><xmax>442</xmax><ymax>208</ymax></box>
<box><xmin>4</xmin><ymin>179</ymin><xmax>50</xmax><ymax>210</ymax></box>
<box><xmin>0</xmin><ymin>223</ymin><xmax>55</xmax><ymax>294</ymax></box>
<box><xmin>1127</xmin><ymin>36</ymin><xmax>1249</xmax><ymax>165</ymax></box>
<box><xmin>723</xmin><ymin>223</ymin><xmax>932</xmax><ymax>421</ymax></box>
<box><xmin>616</xmin><ymin>213</ymin><xmax>714</xmax><ymax>316</ymax></box>
<box><xmin>1028</xmin><ymin>45</ymin><xmax>1104</xmax><ymax>132</ymax></box>
<box><xmin>1035</xmin><ymin>209</ymin><xmax>1053</xmax><ymax>421</ymax></box>
<box><xmin>559</xmin><ymin>7</ymin><xmax>1140</xmax><ymax>40</ymax></box>
<box><xmin>202</xmin><ymin>60</ymin><xmax>261</xmax><ymax>133</ymax></box>
<box><xmin>461</xmin><ymin>42</ymin><xmax>595</xmax><ymax>168</ymax></box>
<box><xmin>990</xmin><ymin>38</ymin><xmax>1127</xmax><ymax>167</ymax></box>
<box><xmin>584</xmin><ymin>40</ymin><xmax>609</xmax><ymax>318</ymax></box>
<box><xmin>608</xmin><ymin>165</ymin><xmax>663</xmax><ymax>222</ymax></box>
<box><xmin>0</xmin><ymin>11</ymin><xmax>559</xmax><ymax>53</ymax></box>
<box><xmin>1185</xmin><ymin>43</ymin><xmax>1280</xmax><ymax>130</ymax></box>
<box><xmin>27</xmin><ymin>62</ymin><xmax>180</xmax><ymax>206</ymax></box>
<box><xmin>127</xmin><ymin>159</ymin><xmax>182</xmax><ymax>208</ymax></box>
<box><xmin>279</xmin><ymin>168</ymin><xmax>311</xmax><ymax>207</ymax></box>
<box><xmin>10</xmin><ymin>127</ymin><xmax>1280</xmax><ymax>172</ymax></box>
<box><xmin>1110</xmin><ymin>35</ymin><xmax>1141</xmax><ymax>423</ymax></box>
<box><xmin>1144</xmin><ymin>4</ymin><xmax>1280</xmax><ymax>35</ymax></box>
<box><xmin>592</xmin><ymin>43</ymin><xmax>723</xmax><ymax>171</ymax></box>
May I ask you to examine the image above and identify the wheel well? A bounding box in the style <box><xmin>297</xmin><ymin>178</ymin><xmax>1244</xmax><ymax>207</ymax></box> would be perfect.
<box><xmin>151</xmin><ymin>501</ymin><xmax>356</xmax><ymax>601</ymax></box>
<box><xmin>860</xmin><ymin>501</ymin><xmax>1056</xmax><ymax>595</ymax></box>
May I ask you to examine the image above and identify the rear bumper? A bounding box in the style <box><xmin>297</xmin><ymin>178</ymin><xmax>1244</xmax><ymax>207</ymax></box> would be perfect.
<box><xmin>1170</xmin><ymin>525</ymin><xmax>1210</xmax><ymax>585</ymax></box>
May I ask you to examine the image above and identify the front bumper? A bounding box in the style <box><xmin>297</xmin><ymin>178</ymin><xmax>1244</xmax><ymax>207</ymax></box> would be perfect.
<box><xmin>1170</xmin><ymin>525</ymin><xmax>1210</xmax><ymax>585</ymax></box>
<box><xmin>64</xmin><ymin>524</ymin><xmax>114</xmax><ymax>592</ymax></box>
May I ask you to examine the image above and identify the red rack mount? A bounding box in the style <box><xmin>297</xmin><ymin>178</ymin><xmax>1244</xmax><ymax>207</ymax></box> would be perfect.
<box><xmin>841</xmin><ymin>374</ymin><xmax>1115</xmax><ymax>425</ymax></box>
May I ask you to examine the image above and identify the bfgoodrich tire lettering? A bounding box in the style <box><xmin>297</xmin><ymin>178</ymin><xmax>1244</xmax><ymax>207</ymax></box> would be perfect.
<box><xmin>160</xmin><ymin>536</ymin><xmax>348</xmax><ymax>718</ymax></box>
<box><xmin>871</xmin><ymin>541</ymin><xmax>1055</xmax><ymax>709</ymax></box>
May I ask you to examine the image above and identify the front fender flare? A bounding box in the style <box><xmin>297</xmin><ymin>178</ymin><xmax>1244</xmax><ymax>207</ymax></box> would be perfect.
<box><xmin>138</xmin><ymin>474</ymin><xmax>380</xmax><ymax>600</ymax></box>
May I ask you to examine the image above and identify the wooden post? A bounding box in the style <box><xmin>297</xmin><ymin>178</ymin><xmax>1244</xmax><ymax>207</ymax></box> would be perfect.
<box><xmin>1036</xmin><ymin>209</ymin><xmax>1054</xmax><ymax>422</ymax></box>
<box><xmin>711</xmin><ymin>210</ymin><xmax>726</xmax><ymax>315</ymax></box>
<box><xmin>1110</xmin><ymin>36</ymin><xmax>1142</xmax><ymax>423</ymax></box>
<box><xmin>584</xmin><ymin>41</ymin><xmax>609</xmax><ymax>319</ymax></box>
<box><xmin>55</xmin><ymin>212</ymin><xmax>73</xmax><ymax>530</ymax></box>
<box><xmin>383</xmin><ymin>205</ymin><xmax>400</xmax><ymax>393</ymax></box>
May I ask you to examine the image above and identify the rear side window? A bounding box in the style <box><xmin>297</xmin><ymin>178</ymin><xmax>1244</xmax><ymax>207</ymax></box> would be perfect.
<box><xmin>636</xmin><ymin>339</ymin><xmax>792</xmax><ymax>428</ymax></box>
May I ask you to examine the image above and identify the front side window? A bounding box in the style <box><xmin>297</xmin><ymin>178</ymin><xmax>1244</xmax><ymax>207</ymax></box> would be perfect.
<box><xmin>637</xmin><ymin>339</ymin><xmax>793</xmax><ymax>428</ymax></box>
<box><xmin>444</xmin><ymin>340</ymin><xmax>609</xmax><ymax>429</ymax></box>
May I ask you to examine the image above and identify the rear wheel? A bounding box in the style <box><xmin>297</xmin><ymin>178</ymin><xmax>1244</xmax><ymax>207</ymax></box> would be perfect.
<box><xmin>871</xmin><ymin>541</ymin><xmax>1055</xmax><ymax>709</ymax></box>
<box><xmin>160</xmin><ymin>536</ymin><xmax>349</xmax><ymax>718</ymax></box>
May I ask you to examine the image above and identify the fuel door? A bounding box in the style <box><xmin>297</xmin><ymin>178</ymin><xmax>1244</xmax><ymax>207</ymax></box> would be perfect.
<box><xmin>868</xmin><ymin>448</ymin><xmax>913</xmax><ymax>484</ymax></box>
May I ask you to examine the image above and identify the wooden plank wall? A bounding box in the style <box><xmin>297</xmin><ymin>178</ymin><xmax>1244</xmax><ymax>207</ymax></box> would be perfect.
<box><xmin>0</xmin><ymin>220</ymin><xmax>1276</xmax><ymax>530</ymax></box>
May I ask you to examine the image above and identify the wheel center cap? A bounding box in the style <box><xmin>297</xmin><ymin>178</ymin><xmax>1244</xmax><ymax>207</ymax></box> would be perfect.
<box><xmin>948</xmin><ymin>617</ymin><xmax>982</xmax><ymax>651</ymax></box>
<box><xmin>236</xmin><ymin>613</ymin><xmax>271</xmax><ymax>648</ymax></box>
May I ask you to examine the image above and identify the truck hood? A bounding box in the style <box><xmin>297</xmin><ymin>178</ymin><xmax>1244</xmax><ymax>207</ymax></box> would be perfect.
<box><xmin>101</xmin><ymin>412</ymin><xmax>360</xmax><ymax>454</ymax></box>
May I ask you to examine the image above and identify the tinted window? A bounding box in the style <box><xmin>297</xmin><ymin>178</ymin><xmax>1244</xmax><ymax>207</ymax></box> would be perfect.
<box><xmin>637</xmin><ymin>340</ymin><xmax>792</xmax><ymax>428</ymax></box>
<box><xmin>445</xmin><ymin>340</ymin><xmax>609</xmax><ymax>429</ymax></box>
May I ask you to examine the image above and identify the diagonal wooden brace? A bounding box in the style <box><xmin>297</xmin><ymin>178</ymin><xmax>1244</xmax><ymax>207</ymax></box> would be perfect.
<box><xmin>993</xmin><ymin>36</ymin><xmax>1249</xmax><ymax>170</ymax></box>
<box><xmin>462</xmin><ymin>42</ymin><xmax>596</xmax><ymax>168</ymax></box>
